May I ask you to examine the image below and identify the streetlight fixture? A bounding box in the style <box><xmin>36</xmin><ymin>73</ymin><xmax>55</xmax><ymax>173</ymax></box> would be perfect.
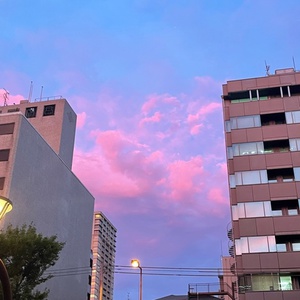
<box><xmin>0</xmin><ymin>196</ymin><xmax>12</xmax><ymax>300</ymax></box>
<box><xmin>131</xmin><ymin>259</ymin><xmax>142</xmax><ymax>300</ymax></box>
<box><xmin>0</xmin><ymin>196</ymin><xmax>12</xmax><ymax>220</ymax></box>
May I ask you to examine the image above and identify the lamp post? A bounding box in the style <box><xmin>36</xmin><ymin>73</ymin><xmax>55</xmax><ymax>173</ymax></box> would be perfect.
<box><xmin>131</xmin><ymin>259</ymin><xmax>142</xmax><ymax>300</ymax></box>
<box><xmin>0</xmin><ymin>196</ymin><xmax>12</xmax><ymax>300</ymax></box>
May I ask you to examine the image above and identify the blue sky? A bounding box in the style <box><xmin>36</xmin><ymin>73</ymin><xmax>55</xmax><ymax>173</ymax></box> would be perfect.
<box><xmin>1</xmin><ymin>0</ymin><xmax>300</xmax><ymax>299</ymax></box>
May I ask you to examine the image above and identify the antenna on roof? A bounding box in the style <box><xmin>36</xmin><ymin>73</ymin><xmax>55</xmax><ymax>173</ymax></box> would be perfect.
<box><xmin>39</xmin><ymin>86</ymin><xmax>43</xmax><ymax>102</ymax></box>
<box><xmin>2</xmin><ymin>88</ymin><xmax>9</xmax><ymax>106</ymax></box>
<box><xmin>28</xmin><ymin>81</ymin><xmax>33</xmax><ymax>102</ymax></box>
<box><xmin>293</xmin><ymin>56</ymin><xmax>297</xmax><ymax>71</ymax></box>
<box><xmin>265</xmin><ymin>60</ymin><xmax>270</xmax><ymax>76</ymax></box>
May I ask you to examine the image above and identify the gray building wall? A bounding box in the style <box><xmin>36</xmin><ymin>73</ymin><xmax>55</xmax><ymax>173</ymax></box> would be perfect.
<box><xmin>0</xmin><ymin>112</ymin><xmax>94</xmax><ymax>299</ymax></box>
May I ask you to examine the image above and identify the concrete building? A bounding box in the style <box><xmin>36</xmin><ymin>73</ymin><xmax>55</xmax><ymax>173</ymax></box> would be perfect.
<box><xmin>0</xmin><ymin>98</ymin><xmax>94</xmax><ymax>299</ymax></box>
<box><xmin>91</xmin><ymin>211</ymin><xmax>117</xmax><ymax>300</ymax></box>
<box><xmin>222</xmin><ymin>68</ymin><xmax>300</xmax><ymax>300</ymax></box>
<box><xmin>218</xmin><ymin>256</ymin><xmax>237</xmax><ymax>300</ymax></box>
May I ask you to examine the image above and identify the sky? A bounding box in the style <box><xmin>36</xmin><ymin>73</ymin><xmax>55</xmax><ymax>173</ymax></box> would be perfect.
<box><xmin>1</xmin><ymin>0</ymin><xmax>300</xmax><ymax>299</ymax></box>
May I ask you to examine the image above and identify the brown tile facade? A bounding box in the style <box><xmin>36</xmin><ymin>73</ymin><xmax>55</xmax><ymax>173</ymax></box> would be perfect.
<box><xmin>223</xmin><ymin>69</ymin><xmax>300</xmax><ymax>300</ymax></box>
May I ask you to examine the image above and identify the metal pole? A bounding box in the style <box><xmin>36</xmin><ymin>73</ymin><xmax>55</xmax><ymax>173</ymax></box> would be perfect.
<box><xmin>0</xmin><ymin>259</ymin><xmax>12</xmax><ymax>300</ymax></box>
<box><xmin>139</xmin><ymin>266</ymin><xmax>142</xmax><ymax>300</ymax></box>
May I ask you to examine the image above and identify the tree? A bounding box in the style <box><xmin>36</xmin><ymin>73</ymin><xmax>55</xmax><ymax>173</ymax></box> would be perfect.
<box><xmin>0</xmin><ymin>224</ymin><xmax>65</xmax><ymax>300</ymax></box>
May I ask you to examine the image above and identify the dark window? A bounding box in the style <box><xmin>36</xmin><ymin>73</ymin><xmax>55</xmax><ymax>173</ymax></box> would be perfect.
<box><xmin>0</xmin><ymin>123</ymin><xmax>14</xmax><ymax>135</ymax></box>
<box><xmin>267</xmin><ymin>168</ymin><xmax>294</xmax><ymax>183</ymax></box>
<box><xmin>7</xmin><ymin>108</ymin><xmax>20</xmax><ymax>113</ymax></box>
<box><xmin>271</xmin><ymin>199</ymin><xmax>299</xmax><ymax>216</ymax></box>
<box><xmin>88</xmin><ymin>275</ymin><xmax>91</xmax><ymax>285</ymax></box>
<box><xmin>276</xmin><ymin>235</ymin><xmax>300</xmax><ymax>252</ymax></box>
<box><xmin>43</xmin><ymin>105</ymin><xmax>55</xmax><ymax>116</ymax></box>
<box><xmin>87</xmin><ymin>293</ymin><xmax>90</xmax><ymax>300</ymax></box>
<box><xmin>264</xmin><ymin>139</ymin><xmax>290</xmax><ymax>153</ymax></box>
<box><xmin>261</xmin><ymin>112</ymin><xmax>286</xmax><ymax>126</ymax></box>
<box><xmin>0</xmin><ymin>149</ymin><xmax>10</xmax><ymax>161</ymax></box>
<box><xmin>89</xmin><ymin>258</ymin><xmax>93</xmax><ymax>268</ymax></box>
<box><xmin>25</xmin><ymin>107</ymin><xmax>37</xmax><ymax>118</ymax></box>
<box><xmin>290</xmin><ymin>85</ymin><xmax>300</xmax><ymax>96</ymax></box>
<box><xmin>259</xmin><ymin>86</ymin><xmax>281</xmax><ymax>98</ymax></box>
<box><xmin>0</xmin><ymin>177</ymin><xmax>4</xmax><ymax>190</ymax></box>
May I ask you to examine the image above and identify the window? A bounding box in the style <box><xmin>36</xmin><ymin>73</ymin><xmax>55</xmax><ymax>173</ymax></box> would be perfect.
<box><xmin>0</xmin><ymin>149</ymin><xmax>9</xmax><ymax>161</ymax></box>
<box><xmin>239</xmin><ymin>273</ymin><xmax>300</xmax><ymax>293</ymax></box>
<box><xmin>0</xmin><ymin>123</ymin><xmax>14</xmax><ymax>135</ymax></box>
<box><xmin>264</xmin><ymin>139</ymin><xmax>289</xmax><ymax>153</ymax></box>
<box><xmin>228</xmin><ymin>140</ymin><xmax>291</xmax><ymax>158</ymax></box>
<box><xmin>261</xmin><ymin>112</ymin><xmax>286</xmax><ymax>126</ymax></box>
<box><xmin>232</xmin><ymin>201</ymin><xmax>272</xmax><ymax>220</ymax></box>
<box><xmin>286</xmin><ymin>111</ymin><xmax>300</xmax><ymax>124</ymax></box>
<box><xmin>231</xmin><ymin>115</ymin><xmax>261</xmax><ymax>130</ymax></box>
<box><xmin>235</xmin><ymin>236</ymin><xmax>276</xmax><ymax>255</ymax></box>
<box><xmin>0</xmin><ymin>177</ymin><xmax>4</xmax><ymax>190</ymax></box>
<box><xmin>7</xmin><ymin>108</ymin><xmax>20</xmax><ymax>113</ymax></box>
<box><xmin>43</xmin><ymin>105</ymin><xmax>55</xmax><ymax>116</ymax></box>
<box><xmin>271</xmin><ymin>199</ymin><xmax>300</xmax><ymax>216</ymax></box>
<box><xmin>276</xmin><ymin>235</ymin><xmax>300</xmax><ymax>252</ymax></box>
<box><xmin>267</xmin><ymin>168</ymin><xmax>294</xmax><ymax>183</ymax></box>
<box><xmin>231</xmin><ymin>142</ymin><xmax>264</xmax><ymax>157</ymax></box>
<box><xmin>230</xmin><ymin>170</ymin><xmax>268</xmax><ymax>187</ymax></box>
<box><xmin>25</xmin><ymin>107</ymin><xmax>37</xmax><ymax>118</ymax></box>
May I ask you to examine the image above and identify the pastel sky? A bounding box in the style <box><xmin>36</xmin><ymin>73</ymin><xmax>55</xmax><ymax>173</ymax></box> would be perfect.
<box><xmin>1</xmin><ymin>0</ymin><xmax>300</xmax><ymax>299</ymax></box>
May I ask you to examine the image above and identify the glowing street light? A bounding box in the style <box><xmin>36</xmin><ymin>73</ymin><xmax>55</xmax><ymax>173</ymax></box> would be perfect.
<box><xmin>0</xmin><ymin>196</ymin><xmax>12</xmax><ymax>300</ymax></box>
<box><xmin>131</xmin><ymin>259</ymin><xmax>142</xmax><ymax>300</ymax></box>
<box><xmin>0</xmin><ymin>197</ymin><xmax>12</xmax><ymax>220</ymax></box>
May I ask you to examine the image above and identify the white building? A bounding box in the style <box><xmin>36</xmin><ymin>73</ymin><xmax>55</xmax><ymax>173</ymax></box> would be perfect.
<box><xmin>91</xmin><ymin>212</ymin><xmax>117</xmax><ymax>300</ymax></box>
<box><xmin>0</xmin><ymin>98</ymin><xmax>94</xmax><ymax>299</ymax></box>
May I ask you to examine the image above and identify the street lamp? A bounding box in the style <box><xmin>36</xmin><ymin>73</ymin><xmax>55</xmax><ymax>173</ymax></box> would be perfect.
<box><xmin>0</xmin><ymin>196</ymin><xmax>12</xmax><ymax>300</ymax></box>
<box><xmin>0</xmin><ymin>196</ymin><xmax>12</xmax><ymax>220</ymax></box>
<box><xmin>131</xmin><ymin>259</ymin><xmax>142</xmax><ymax>300</ymax></box>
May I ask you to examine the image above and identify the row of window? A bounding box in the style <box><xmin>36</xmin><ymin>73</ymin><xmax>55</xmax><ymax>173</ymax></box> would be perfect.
<box><xmin>229</xmin><ymin>167</ymin><xmax>300</xmax><ymax>188</ymax></box>
<box><xmin>225</xmin><ymin>110</ymin><xmax>300</xmax><ymax>132</ymax></box>
<box><xmin>235</xmin><ymin>234</ymin><xmax>300</xmax><ymax>255</ymax></box>
<box><xmin>238</xmin><ymin>273</ymin><xmax>300</xmax><ymax>293</ymax></box>
<box><xmin>0</xmin><ymin>123</ymin><xmax>14</xmax><ymax>191</ymax></box>
<box><xmin>25</xmin><ymin>104</ymin><xmax>56</xmax><ymax>118</ymax></box>
<box><xmin>0</xmin><ymin>149</ymin><xmax>9</xmax><ymax>191</ymax></box>
<box><xmin>227</xmin><ymin>138</ymin><xmax>300</xmax><ymax>158</ymax></box>
<box><xmin>232</xmin><ymin>199</ymin><xmax>300</xmax><ymax>220</ymax></box>
<box><xmin>226</xmin><ymin>84</ymin><xmax>300</xmax><ymax>103</ymax></box>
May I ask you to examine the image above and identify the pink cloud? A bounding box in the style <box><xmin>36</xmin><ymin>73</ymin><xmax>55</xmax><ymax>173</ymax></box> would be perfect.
<box><xmin>190</xmin><ymin>124</ymin><xmax>203</xmax><ymax>135</ymax></box>
<box><xmin>141</xmin><ymin>94</ymin><xmax>179</xmax><ymax>116</ymax></box>
<box><xmin>72</xmin><ymin>77</ymin><xmax>229</xmax><ymax>220</ymax></box>
<box><xmin>166</xmin><ymin>156</ymin><xmax>204</xmax><ymax>201</ymax></box>
<box><xmin>208</xmin><ymin>188</ymin><xmax>227</xmax><ymax>204</ymax></box>
<box><xmin>0</xmin><ymin>89</ymin><xmax>25</xmax><ymax>105</ymax></box>
<box><xmin>141</xmin><ymin>95</ymin><xmax>158</xmax><ymax>115</ymax></box>
<box><xmin>76</xmin><ymin>112</ymin><xmax>86</xmax><ymax>129</ymax></box>
<box><xmin>139</xmin><ymin>111</ymin><xmax>163</xmax><ymax>126</ymax></box>
<box><xmin>187</xmin><ymin>102</ymin><xmax>221</xmax><ymax>124</ymax></box>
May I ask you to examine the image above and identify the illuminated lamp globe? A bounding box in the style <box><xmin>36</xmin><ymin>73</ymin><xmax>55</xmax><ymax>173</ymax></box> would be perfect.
<box><xmin>0</xmin><ymin>196</ymin><xmax>12</xmax><ymax>220</ymax></box>
<box><xmin>131</xmin><ymin>259</ymin><xmax>141</xmax><ymax>268</ymax></box>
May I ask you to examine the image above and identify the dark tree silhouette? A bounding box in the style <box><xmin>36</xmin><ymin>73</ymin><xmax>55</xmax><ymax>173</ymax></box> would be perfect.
<box><xmin>0</xmin><ymin>224</ymin><xmax>64</xmax><ymax>300</ymax></box>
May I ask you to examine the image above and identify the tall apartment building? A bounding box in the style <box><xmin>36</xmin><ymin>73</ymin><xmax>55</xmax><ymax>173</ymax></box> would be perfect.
<box><xmin>0</xmin><ymin>97</ymin><xmax>94</xmax><ymax>299</ymax></box>
<box><xmin>222</xmin><ymin>68</ymin><xmax>300</xmax><ymax>300</ymax></box>
<box><xmin>91</xmin><ymin>211</ymin><xmax>117</xmax><ymax>300</ymax></box>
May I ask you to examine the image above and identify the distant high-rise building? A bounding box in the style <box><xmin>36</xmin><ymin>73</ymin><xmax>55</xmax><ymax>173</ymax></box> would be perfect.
<box><xmin>91</xmin><ymin>211</ymin><xmax>117</xmax><ymax>300</ymax></box>
<box><xmin>222</xmin><ymin>68</ymin><xmax>300</xmax><ymax>299</ymax></box>
<box><xmin>0</xmin><ymin>97</ymin><xmax>94</xmax><ymax>299</ymax></box>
